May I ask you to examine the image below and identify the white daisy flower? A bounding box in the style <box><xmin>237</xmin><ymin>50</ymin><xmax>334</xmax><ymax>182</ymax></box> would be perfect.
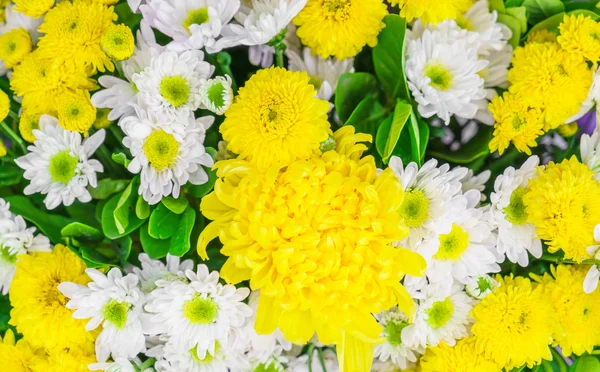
<box><xmin>459</xmin><ymin>0</ymin><xmax>510</xmax><ymax>56</ymax></box>
<box><xmin>402</xmin><ymin>283</ymin><xmax>474</xmax><ymax>349</ymax></box>
<box><xmin>287</xmin><ymin>348</ymin><xmax>338</xmax><ymax>372</ymax></box>
<box><xmin>580</xmin><ymin>132</ymin><xmax>600</xmax><ymax>180</ymax></box>
<box><xmin>140</xmin><ymin>0</ymin><xmax>240</xmax><ymax>52</ymax></box>
<box><xmin>371</xmin><ymin>360</ymin><xmax>415</xmax><ymax>372</ymax></box>
<box><xmin>374</xmin><ymin>307</ymin><xmax>423</xmax><ymax>369</ymax></box>
<box><xmin>465</xmin><ymin>274</ymin><xmax>499</xmax><ymax>300</ymax></box>
<box><xmin>287</xmin><ymin>47</ymin><xmax>354</xmax><ymax>102</ymax></box>
<box><xmin>144</xmin><ymin>264</ymin><xmax>252</xmax><ymax>359</ymax></box>
<box><xmin>199</xmin><ymin>76</ymin><xmax>234</xmax><ymax>115</ymax></box>
<box><xmin>490</xmin><ymin>156</ymin><xmax>542</xmax><ymax>266</ymax></box>
<box><xmin>89</xmin><ymin>357</ymin><xmax>154</xmax><ymax>372</ymax></box>
<box><xmin>15</xmin><ymin>115</ymin><xmax>105</xmax><ymax>210</ymax></box>
<box><xmin>584</xmin><ymin>225</ymin><xmax>600</xmax><ymax>293</ymax></box>
<box><xmin>120</xmin><ymin>106</ymin><xmax>214</xmax><ymax>205</ymax></box>
<box><xmin>128</xmin><ymin>0</ymin><xmax>145</xmax><ymax>13</ymax></box>
<box><xmin>129</xmin><ymin>253</ymin><xmax>194</xmax><ymax>294</ymax></box>
<box><xmin>58</xmin><ymin>268</ymin><xmax>147</xmax><ymax>363</ymax></box>
<box><xmin>406</xmin><ymin>25</ymin><xmax>488</xmax><ymax>124</ymax></box>
<box><xmin>133</xmin><ymin>50</ymin><xmax>213</xmax><ymax>121</ymax></box>
<box><xmin>460</xmin><ymin>168</ymin><xmax>490</xmax><ymax>203</ymax></box>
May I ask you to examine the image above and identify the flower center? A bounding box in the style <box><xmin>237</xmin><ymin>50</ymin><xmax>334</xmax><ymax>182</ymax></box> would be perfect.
<box><xmin>399</xmin><ymin>189</ymin><xmax>430</xmax><ymax>228</ymax></box>
<box><xmin>102</xmin><ymin>299</ymin><xmax>131</xmax><ymax>329</ymax></box>
<box><xmin>160</xmin><ymin>76</ymin><xmax>190</xmax><ymax>107</ymax></box>
<box><xmin>143</xmin><ymin>130</ymin><xmax>180</xmax><ymax>171</ymax></box>
<box><xmin>426</xmin><ymin>297</ymin><xmax>454</xmax><ymax>329</ymax></box>
<box><xmin>511</xmin><ymin>113</ymin><xmax>526</xmax><ymax>131</ymax></box>
<box><xmin>385</xmin><ymin>319</ymin><xmax>408</xmax><ymax>346</ymax></box>
<box><xmin>183</xmin><ymin>294</ymin><xmax>218</xmax><ymax>324</ymax></box>
<box><xmin>424</xmin><ymin>62</ymin><xmax>453</xmax><ymax>91</ymax></box>
<box><xmin>504</xmin><ymin>187</ymin><xmax>529</xmax><ymax>225</ymax></box>
<box><xmin>206</xmin><ymin>82</ymin><xmax>226</xmax><ymax>110</ymax></box>
<box><xmin>323</xmin><ymin>0</ymin><xmax>351</xmax><ymax>20</ymax></box>
<box><xmin>43</xmin><ymin>276</ymin><xmax>68</xmax><ymax>308</ymax></box>
<box><xmin>101</xmin><ymin>24</ymin><xmax>134</xmax><ymax>61</ymax></box>
<box><xmin>183</xmin><ymin>7</ymin><xmax>210</xmax><ymax>32</ymax></box>
<box><xmin>49</xmin><ymin>151</ymin><xmax>79</xmax><ymax>184</ymax></box>
<box><xmin>260</xmin><ymin>99</ymin><xmax>294</xmax><ymax>138</ymax></box>
<box><xmin>308</xmin><ymin>75</ymin><xmax>323</xmax><ymax>89</ymax></box>
<box><xmin>434</xmin><ymin>224</ymin><xmax>470</xmax><ymax>261</ymax></box>
<box><xmin>476</xmin><ymin>276</ymin><xmax>494</xmax><ymax>293</ymax></box>
<box><xmin>253</xmin><ymin>362</ymin><xmax>280</xmax><ymax>372</ymax></box>
<box><xmin>190</xmin><ymin>342</ymin><xmax>219</xmax><ymax>364</ymax></box>
<box><xmin>0</xmin><ymin>246</ymin><xmax>16</xmax><ymax>264</ymax></box>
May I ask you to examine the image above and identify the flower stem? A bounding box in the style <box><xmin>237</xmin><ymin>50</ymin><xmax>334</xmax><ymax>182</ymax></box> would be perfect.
<box><xmin>216</xmin><ymin>52</ymin><xmax>238</xmax><ymax>93</ymax></box>
<box><xmin>0</xmin><ymin>121</ymin><xmax>26</xmax><ymax>154</ymax></box>
<box><xmin>275</xmin><ymin>43</ymin><xmax>286</xmax><ymax>68</ymax></box>
<box><xmin>539</xmin><ymin>254</ymin><xmax>597</xmax><ymax>265</ymax></box>
<box><xmin>138</xmin><ymin>357</ymin><xmax>155</xmax><ymax>370</ymax></box>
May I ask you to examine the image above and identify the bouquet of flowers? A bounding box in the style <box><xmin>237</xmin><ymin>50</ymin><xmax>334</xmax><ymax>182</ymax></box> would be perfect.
<box><xmin>1</xmin><ymin>0</ymin><xmax>600</xmax><ymax>371</ymax></box>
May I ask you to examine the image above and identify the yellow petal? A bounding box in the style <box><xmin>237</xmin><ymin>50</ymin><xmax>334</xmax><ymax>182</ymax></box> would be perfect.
<box><xmin>220</xmin><ymin>257</ymin><xmax>251</xmax><ymax>284</ymax></box>
<box><xmin>338</xmin><ymin>330</ymin><xmax>375</xmax><ymax>372</ymax></box>
<box><xmin>1</xmin><ymin>329</ymin><xmax>15</xmax><ymax>346</ymax></box>
<box><xmin>394</xmin><ymin>283</ymin><xmax>417</xmax><ymax>317</ymax></box>
<box><xmin>196</xmin><ymin>221</ymin><xmax>223</xmax><ymax>260</ymax></box>
<box><xmin>279</xmin><ymin>309</ymin><xmax>315</xmax><ymax>344</ymax></box>
<box><xmin>255</xmin><ymin>294</ymin><xmax>281</xmax><ymax>335</ymax></box>
<box><xmin>395</xmin><ymin>247</ymin><xmax>427</xmax><ymax>277</ymax></box>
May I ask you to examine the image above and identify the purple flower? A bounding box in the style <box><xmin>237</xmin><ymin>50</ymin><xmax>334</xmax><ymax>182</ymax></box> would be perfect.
<box><xmin>578</xmin><ymin>109</ymin><xmax>596</xmax><ymax>135</ymax></box>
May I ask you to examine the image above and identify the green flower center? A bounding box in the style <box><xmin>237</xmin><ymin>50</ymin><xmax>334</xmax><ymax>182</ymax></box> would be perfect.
<box><xmin>0</xmin><ymin>246</ymin><xmax>16</xmax><ymax>264</ymax></box>
<box><xmin>434</xmin><ymin>224</ymin><xmax>470</xmax><ymax>261</ymax></box>
<box><xmin>49</xmin><ymin>151</ymin><xmax>78</xmax><ymax>184</ymax></box>
<box><xmin>102</xmin><ymin>299</ymin><xmax>131</xmax><ymax>329</ymax></box>
<box><xmin>512</xmin><ymin>114</ymin><xmax>526</xmax><ymax>130</ymax></box>
<box><xmin>424</xmin><ymin>62</ymin><xmax>453</xmax><ymax>91</ymax></box>
<box><xmin>160</xmin><ymin>76</ymin><xmax>190</xmax><ymax>107</ymax></box>
<box><xmin>426</xmin><ymin>297</ymin><xmax>454</xmax><ymax>329</ymax></box>
<box><xmin>385</xmin><ymin>319</ymin><xmax>408</xmax><ymax>346</ymax></box>
<box><xmin>190</xmin><ymin>342</ymin><xmax>219</xmax><ymax>364</ymax></box>
<box><xmin>143</xmin><ymin>129</ymin><xmax>180</xmax><ymax>171</ymax></box>
<box><xmin>206</xmin><ymin>82</ymin><xmax>226</xmax><ymax>109</ymax></box>
<box><xmin>504</xmin><ymin>187</ymin><xmax>528</xmax><ymax>225</ymax></box>
<box><xmin>319</xmin><ymin>135</ymin><xmax>336</xmax><ymax>152</ymax></box>
<box><xmin>399</xmin><ymin>189</ymin><xmax>430</xmax><ymax>228</ymax></box>
<box><xmin>308</xmin><ymin>75</ymin><xmax>322</xmax><ymax>89</ymax></box>
<box><xmin>476</xmin><ymin>276</ymin><xmax>494</xmax><ymax>293</ymax></box>
<box><xmin>183</xmin><ymin>294</ymin><xmax>218</xmax><ymax>324</ymax></box>
<box><xmin>254</xmin><ymin>362</ymin><xmax>280</xmax><ymax>372</ymax></box>
<box><xmin>183</xmin><ymin>7</ymin><xmax>210</xmax><ymax>32</ymax></box>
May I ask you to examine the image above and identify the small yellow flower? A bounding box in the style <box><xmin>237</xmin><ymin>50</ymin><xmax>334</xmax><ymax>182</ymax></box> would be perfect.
<box><xmin>558</xmin><ymin>14</ymin><xmax>600</xmax><ymax>62</ymax></box>
<box><xmin>0</xmin><ymin>27</ymin><xmax>32</xmax><ymax>68</ymax></box>
<box><xmin>420</xmin><ymin>337</ymin><xmax>501</xmax><ymax>372</ymax></box>
<box><xmin>13</xmin><ymin>0</ymin><xmax>54</xmax><ymax>18</ymax></box>
<box><xmin>293</xmin><ymin>0</ymin><xmax>388</xmax><ymax>59</ymax></box>
<box><xmin>101</xmin><ymin>24</ymin><xmax>135</xmax><ymax>61</ymax></box>
<box><xmin>488</xmin><ymin>92</ymin><xmax>544</xmax><ymax>155</ymax></box>
<box><xmin>19</xmin><ymin>109</ymin><xmax>42</xmax><ymax>142</ymax></box>
<box><xmin>527</xmin><ymin>29</ymin><xmax>558</xmax><ymax>44</ymax></box>
<box><xmin>93</xmin><ymin>107</ymin><xmax>112</xmax><ymax>129</ymax></box>
<box><xmin>57</xmin><ymin>92</ymin><xmax>97</xmax><ymax>134</ymax></box>
<box><xmin>0</xmin><ymin>89</ymin><xmax>9</xmax><ymax>123</ymax></box>
<box><xmin>557</xmin><ymin>121</ymin><xmax>579</xmax><ymax>138</ymax></box>
<box><xmin>0</xmin><ymin>330</ymin><xmax>46</xmax><ymax>371</ymax></box>
<box><xmin>390</xmin><ymin>0</ymin><xmax>474</xmax><ymax>25</ymax></box>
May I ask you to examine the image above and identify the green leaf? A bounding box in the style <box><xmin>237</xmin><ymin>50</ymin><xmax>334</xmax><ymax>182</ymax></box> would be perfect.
<box><xmin>66</xmin><ymin>202</ymin><xmax>101</xmax><ymax>229</ymax></box>
<box><xmin>570</xmin><ymin>355</ymin><xmax>600</xmax><ymax>372</ymax></box>
<box><xmin>61</xmin><ymin>222</ymin><xmax>103</xmax><ymax>243</ymax></box>
<box><xmin>335</xmin><ymin>72</ymin><xmax>379</xmax><ymax>123</ymax></box>
<box><xmin>187</xmin><ymin>168</ymin><xmax>217</xmax><ymax>198</ymax></box>
<box><xmin>506</xmin><ymin>6</ymin><xmax>528</xmax><ymax>31</ymax></box>
<box><xmin>550</xmin><ymin>348</ymin><xmax>568</xmax><ymax>372</ymax></box>
<box><xmin>114</xmin><ymin>177</ymin><xmax>139</xmax><ymax>234</ymax></box>
<box><xmin>0</xmin><ymin>165</ymin><xmax>22</xmax><ymax>186</ymax></box>
<box><xmin>79</xmin><ymin>244</ymin><xmax>116</xmax><ymax>267</ymax></box>
<box><xmin>114</xmin><ymin>2</ymin><xmax>142</xmax><ymax>30</ymax></box>
<box><xmin>489</xmin><ymin>0</ymin><xmax>507</xmax><ymax>13</ymax></box>
<box><xmin>372</xmin><ymin>14</ymin><xmax>410</xmax><ymax>101</ymax></box>
<box><xmin>427</xmin><ymin>125</ymin><xmax>494</xmax><ymax>164</ymax></box>
<box><xmin>112</xmin><ymin>152</ymin><xmax>131</xmax><ymax>168</ymax></box>
<box><xmin>505</xmin><ymin>0</ymin><xmax>523</xmax><ymax>7</ymax></box>
<box><xmin>524</xmin><ymin>0</ymin><xmax>564</xmax><ymax>24</ymax></box>
<box><xmin>169</xmin><ymin>206</ymin><xmax>196</xmax><ymax>256</ymax></box>
<box><xmin>115</xmin><ymin>236</ymin><xmax>132</xmax><ymax>265</ymax></box>
<box><xmin>89</xmin><ymin>179</ymin><xmax>128</xmax><ymax>199</ymax></box>
<box><xmin>140</xmin><ymin>223</ymin><xmax>169</xmax><ymax>259</ymax></box>
<box><xmin>135</xmin><ymin>195</ymin><xmax>151</xmax><ymax>220</ymax></box>
<box><xmin>344</xmin><ymin>96</ymin><xmax>387</xmax><ymax>144</ymax></box>
<box><xmin>528</xmin><ymin>11</ymin><xmax>566</xmax><ymax>33</ymax></box>
<box><xmin>161</xmin><ymin>196</ymin><xmax>189</xmax><ymax>214</ymax></box>
<box><xmin>148</xmin><ymin>203</ymin><xmax>181</xmax><ymax>240</ymax></box>
<box><xmin>497</xmin><ymin>13</ymin><xmax>522</xmax><ymax>48</ymax></box>
<box><xmin>403</xmin><ymin>108</ymin><xmax>429</xmax><ymax>166</ymax></box>
<box><xmin>376</xmin><ymin>100</ymin><xmax>412</xmax><ymax>164</ymax></box>
<box><xmin>5</xmin><ymin>196</ymin><xmax>73</xmax><ymax>243</ymax></box>
<box><xmin>101</xmin><ymin>194</ymin><xmax>145</xmax><ymax>239</ymax></box>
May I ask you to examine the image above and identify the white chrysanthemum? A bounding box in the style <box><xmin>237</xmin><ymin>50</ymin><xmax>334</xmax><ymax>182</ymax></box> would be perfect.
<box><xmin>489</xmin><ymin>156</ymin><xmax>542</xmax><ymax>266</ymax></box>
<box><xmin>249</xmin><ymin>24</ymin><xmax>300</xmax><ymax>68</ymax></box>
<box><xmin>144</xmin><ymin>264</ymin><xmax>252</xmax><ymax>358</ymax></box>
<box><xmin>406</xmin><ymin>26</ymin><xmax>487</xmax><ymax>124</ymax></box>
<box><xmin>389</xmin><ymin>157</ymin><xmax>467</xmax><ymax>249</ymax></box>
<box><xmin>133</xmin><ymin>50</ymin><xmax>213</xmax><ymax>120</ymax></box>
<box><xmin>465</xmin><ymin>274</ymin><xmax>499</xmax><ymax>300</ymax></box>
<box><xmin>120</xmin><ymin>106</ymin><xmax>214</xmax><ymax>204</ymax></box>
<box><xmin>472</xmin><ymin>43</ymin><xmax>512</xmax><ymax>124</ymax></box>
<box><xmin>58</xmin><ymin>268</ymin><xmax>147</xmax><ymax>363</ymax></box>
<box><xmin>460</xmin><ymin>168</ymin><xmax>490</xmax><ymax>203</ymax></box>
<box><xmin>287</xmin><ymin>348</ymin><xmax>338</xmax><ymax>372</ymax></box>
<box><xmin>371</xmin><ymin>360</ymin><xmax>415</xmax><ymax>372</ymax></box>
<box><xmin>374</xmin><ymin>307</ymin><xmax>423</xmax><ymax>369</ymax></box>
<box><xmin>584</xmin><ymin>225</ymin><xmax>600</xmax><ymax>293</ymax></box>
<box><xmin>199</xmin><ymin>75</ymin><xmax>234</xmax><ymax>115</ymax></box>
<box><xmin>212</xmin><ymin>0</ymin><xmax>307</xmax><ymax>52</ymax></box>
<box><xmin>140</xmin><ymin>0</ymin><xmax>240</xmax><ymax>52</ymax></box>
<box><xmin>459</xmin><ymin>0</ymin><xmax>509</xmax><ymax>56</ymax></box>
<box><xmin>287</xmin><ymin>47</ymin><xmax>354</xmax><ymax>101</ymax></box>
<box><xmin>129</xmin><ymin>253</ymin><xmax>194</xmax><ymax>294</ymax></box>
<box><xmin>15</xmin><ymin>115</ymin><xmax>105</xmax><ymax>210</ymax></box>
<box><xmin>402</xmin><ymin>283</ymin><xmax>474</xmax><ymax>349</ymax></box>
<box><xmin>580</xmin><ymin>132</ymin><xmax>600</xmax><ymax>180</ymax></box>
<box><xmin>89</xmin><ymin>357</ymin><xmax>154</xmax><ymax>372</ymax></box>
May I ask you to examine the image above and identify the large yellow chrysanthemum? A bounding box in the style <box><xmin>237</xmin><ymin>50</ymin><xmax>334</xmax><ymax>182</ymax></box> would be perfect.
<box><xmin>198</xmin><ymin>127</ymin><xmax>425</xmax><ymax>371</ymax></box>
<box><xmin>524</xmin><ymin>157</ymin><xmax>600</xmax><ymax>262</ymax></box>
<box><xmin>220</xmin><ymin>67</ymin><xmax>331</xmax><ymax>170</ymax></box>
<box><xmin>508</xmin><ymin>42</ymin><xmax>592</xmax><ymax>130</ymax></box>
<box><xmin>31</xmin><ymin>343</ymin><xmax>96</xmax><ymax>372</ymax></box>
<box><xmin>0</xmin><ymin>27</ymin><xmax>32</xmax><ymax>68</ymax></box>
<box><xmin>533</xmin><ymin>265</ymin><xmax>600</xmax><ymax>356</ymax></box>
<box><xmin>470</xmin><ymin>275</ymin><xmax>555</xmax><ymax>370</ymax></box>
<box><xmin>9</xmin><ymin>245</ymin><xmax>95</xmax><ymax>350</ymax></box>
<box><xmin>389</xmin><ymin>0</ymin><xmax>474</xmax><ymax>25</ymax></box>
<box><xmin>12</xmin><ymin>0</ymin><xmax>54</xmax><ymax>18</ymax></box>
<box><xmin>37</xmin><ymin>0</ymin><xmax>117</xmax><ymax>73</ymax></box>
<box><xmin>420</xmin><ymin>338</ymin><xmax>501</xmax><ymax>372</ymax></box>
<box><xmin>293</xmin><ymin>0</ymin><xmax>388</xmax><ymax>59</ymax></box>
<box><xmin>0</xmin><ymin>330</ymin><xmax>45</xmax><ymax>371</ymax></box>
<box><xmin>558</xmin><ymin>14</ymin><xmax>600</xmax><ymax>62</ymax></box>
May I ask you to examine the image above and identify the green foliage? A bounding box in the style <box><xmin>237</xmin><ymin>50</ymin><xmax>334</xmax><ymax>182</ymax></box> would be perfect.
<box><xmin>335</xmin><ymin>73</ymin><xmax>379</xmax><ymax>123</ymax></box>
<box><xmin>5</xmin><ymin>196</ymin><xmax>73</xmax><ymax>243</ymax></box>
<box><xmin>148</xmin><ymin>203</ymin><xmax>180</xmax><ymax>240</ymax></box>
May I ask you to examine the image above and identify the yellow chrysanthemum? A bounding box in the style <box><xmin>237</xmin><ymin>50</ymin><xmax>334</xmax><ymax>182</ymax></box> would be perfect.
<box><xmin>420</xmin><ymin>338</ymin><xmax>501</xmax><ymax>372</ymax></box>
<box><xmin>533</xmin><ymin>265</ymin><xmax>600</xmax><ymax>356</ymax></box>
<box><xmin>524</xmin><ymin>157</ymin><xmax>600</xmax><ymax>262</ymax></box>
<box><xmin>0</xmin><ymin>27</ymin><xmax>32</xmax><ymax>68</ymax></box>
<box><xmin>390</xmin><ymin>0</ymin><xmax>474</xmax><ymax>25</ymax></box>
<box><xmin>0</xmin><ymin>330</ymin><xmax>46</xmax><ymax>371</ymax></box>
<box><xmin>527</xmin><ymin>29</ymin><xmax>558</xmax><ymax>44</ymax></box>
<box><xmin>488</xmin><ymin>92</ymin><xmax>544</xmax><ymax>155</ymax></box>
<box><xmin>9</xmin><ymin>245</ymin><xmax>95</xmax><ymax>350</ymax></box>
<box><xmin>57</xmin><ymin>92</ymin><xmax>97</xmax><ymax>134</ymax></box>
<box><xmin>31</xmin><ymin>344</ymin><xmax>96</xmax><ymax>372</ymax></box>
<box><xmin>557</xmin><ymin>121</ymin><xmax>579</xmax><ymax>138</ymax></box>
<box><xmin>19</xmin><ymin>109</ymin><xmax>42</xmax><ymax>142</ymax></box>
<box><xmin>13</xmin><ymin>0</ymin><xmax>54</xmax><ymax>18</ymax></box>
<box><xmin>10</xmin><ymin>52</ymin><xmax>97</xmax><ymax>115</ymax></box>
<box><xmin>198</xmin><ymin>127</ymin><xmax>425</xmax><ymax>371</ymax></box>
<box><xmin>93</xmin><ymin>107</ymin><xmax>112</xmax><ymax>129</ymax></box>
<box><xmin>101</xmin><ymin>23</ymin><xmax>135</xmax><ymax>61</ymax></box>
<box><xmin>0</xmin><ymin>89</ymin><xmax>9</xmax><ymax>123</ymax></box>
<box><xmin>293</xmin><ymin>0</ymin><xmax>388</xmax><ymax>59</ymax></box>
<box><xmin>37</xmin><ymin>0</ymin><xmax>117</xmax><ymax>73</ymax></box>
<box><xmin>508</xmin><ymin>42</ymin><xmax>592</xmax><ymax>130</ymax></box>
<box><xmin>470</xmin><ymin>275</ymin><xmax>555</xmax><ymax>370</ymax></box>
<box><xmin>220</xmin><ymin>67</ymin><xmax>331</xmax><ymax>170</ymax></box>
<box><xmin>558</xmin><ymin>14</ymin><xmax>600</xmax><ymax>62</ymax></box>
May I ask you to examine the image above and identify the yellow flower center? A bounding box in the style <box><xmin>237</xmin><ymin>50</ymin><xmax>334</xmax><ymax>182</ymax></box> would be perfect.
<box><xmin>434</xmin><ymin>224</ymin><xmax>470</xmax><ymax>261</ymax></box>
<box><xmin>102</xmin><ymin>299</ymin><xmax>131</xmax><ymax>329</ymax></box>
<box><xmin>0</xmin><ymin>246</ymin><xmax>17</xmax><ymax>264</ymax></box>
<box><xmin>183</xmin><ymin>7</ymin><xmax>210</xmax><ymax>32</ymax></box>
<box><xmin>504</xmin><ymin>187</ymin><xmax>528</xmax><ymax>225</ymax></box>
<box><xmin>42</xmin><ymin>276</ymin><xmax>68</xmax><ymax>308</ymax></box>
<box><xmin>143</xmin><ymin>130</ymin><xmax>180</xmax><ymax>171</ymax></box>
<box><xmin>160</xmin><ymin>76</ymin><xmax>190</xmax><ymax>107</ymax></box>
<box><xmin>385</xmin><ymin>319</ymin><xmax>409</xmax><ymax>346</ymax></box>
<box><xmin>399</xmin><ymin>189</ymin><xmax>430</xmax><ymax>228</ymax></box>
<box><xmin>101</xmin><ymin>24</ymin><xmax>135</xmax><ymax>61</ymax></box>
<box><xmin>260</xmin><ymin>98</ymin><xmax>296</xmax><ymax>139</ymax></box>
<box><xmin>323</xmin><ymin>0</ymin><xmax>352</xmax><ymax>20</ymax></box>
<box><xmin>424</xmin><ymin>62</ymin><xmax>453</xmax><ymax>91</ymax></box>
<box><xmin>49</xmin><ymin>151</ymin><xmax>79</xmax><ymax>184</ymax></box>
<box><xmin>183</xmin><ymin>295</ymin><xmax>218</xmax><ymax>324</ymax></box>
<box><xmin>426</xmin><ymin>297</ymin><xmax>454</xmax><ymax>329</ymax></box>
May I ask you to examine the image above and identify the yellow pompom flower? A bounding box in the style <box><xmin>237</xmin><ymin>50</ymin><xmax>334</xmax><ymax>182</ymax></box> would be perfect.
<box><xmin>420</xmin><ymin>338</ymin><xmax>501</xmax><ymax>372</ymax></box>
<box><xmin>13</xmin><ymin>0</ymin><xmax>54</xmax><ymax>18</ymax></box>
<box><xmin>558</xmin><ymin>14</ymin><xmax>600</xmax><ymax>62</ymax></box>
<box><xmin>293</xmin><ymin>0</ymin><xmax>388</xmax><ymax>59</ymax></box>
<box><xmin>57</xmin><ymin>92</ymin><xmax>97</xmax><ymax>134</ymax></box>
<box><xmin>0</xmin><ymin>27</ymin><xmax>32</xmax><ymax>68</ymax></box>
<box><xmin>0</xmin><ymin>330</ymin><xmax>45</xmax><ymax>371</ymax></box>
<box><xmin>390</xmin><ymin>0</ymin><xmax>474</xmax><ymax>25</ymax></box>
<box><xmin>198</xmin><ymin>127</ymin><xmax>426</xmax><ymax>371</ymax></box>
<box><xmin>37</xmin><ymin>0</ymin><xmax>117</xmax><ymax>73</ymax></box>
<box><xmin>488</xmin><ymin>92</ymin><xmax>544</xmax><ymax>155</ymax></box>
<box><xmin>533</xmin><ymin>265</ymin><xmax>600</xmax><ymax>356</ymax></box>
<box><xmin>101</xmin><ymin>23</ymin><xmax>134</xmax><ymax>61</ymax></box>
<box><xmin>220</xmin><ymin>67</ymin><xmax>331</xmax><ymax>170</ymax></box>
<box><xmin>524</xmin><ymin>157</ymin><xmax>600</xmax><ymax>262</ymax></box>
<box><xmin>470</xmin><ymin>275</ymin><xmax>555</xmax><ymax>370</ymax></box>
<box><xmin>527</xmin><ymin>29</ymin><xmax>558</xmax><ymax>44</ymax></box>
<box><xmin>0</xmin><ymin>89</ymin><xmax>9</xmax><ymax>123</ymax></box>
<box><xmin>19</xmin><ymin>109</ymin><xmax>42</xmax><ymax>142</ymax></box>
<box><xmin>93</xmin><ymin>107</ymin><xmax>112</xmax><ymax>129</ymax></box>
<box><xmin>508</xmin><ymin>42</ymin><xmax>592</xmax><ymax>130</ymax></box>
<box><xmin>9</xmin><ymin>245</ymin><xmax>95</xmax><ymax>350</ymax></box>
<box><xmin>31</xmin><ymin>344</ymin><xmax>96</xmax><ymax>372</ymax></box>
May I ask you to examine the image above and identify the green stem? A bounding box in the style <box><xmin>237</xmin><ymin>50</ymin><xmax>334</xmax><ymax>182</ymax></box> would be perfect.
<box><xmin>275</xmin><ymin>44</ymin><xmax>286</xmax><ymax>68</ymax></box>
<box><xmin>109</xmin><ymin>125</ymin><xmax>125</xmax><ymax>145</ymax></box>
<box><xmin>307</xmin><ymin>344</ymin><xmax>315</xmax><ymax>372</ymax></box>
<box><xmin>539</xmin><ymin>254</ymin><xmax>597</xmax><ymax>265</ymax></box>
<box><xmin>221</xmin><ymin>64</ymin><xmax>238</xmax><ymax>93</ymax></box>
<box><xmin>0</xmin><ymin>121</ymin><xmax>26</xmax><ymax>154</ymax></box>
<box><xmin>138</xmin><ymin>357</ymin><xmax>155</xmax><ymax>370</ymax></box>
<box><xmin>97</xmin><ymin>144</ymin><xmax>118</xmax><ymax>175</ymax></box>
<box><xmin>317</xmin><ymin>348</ymin><xmax>328</xmax><ymax>372</ymax></box>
